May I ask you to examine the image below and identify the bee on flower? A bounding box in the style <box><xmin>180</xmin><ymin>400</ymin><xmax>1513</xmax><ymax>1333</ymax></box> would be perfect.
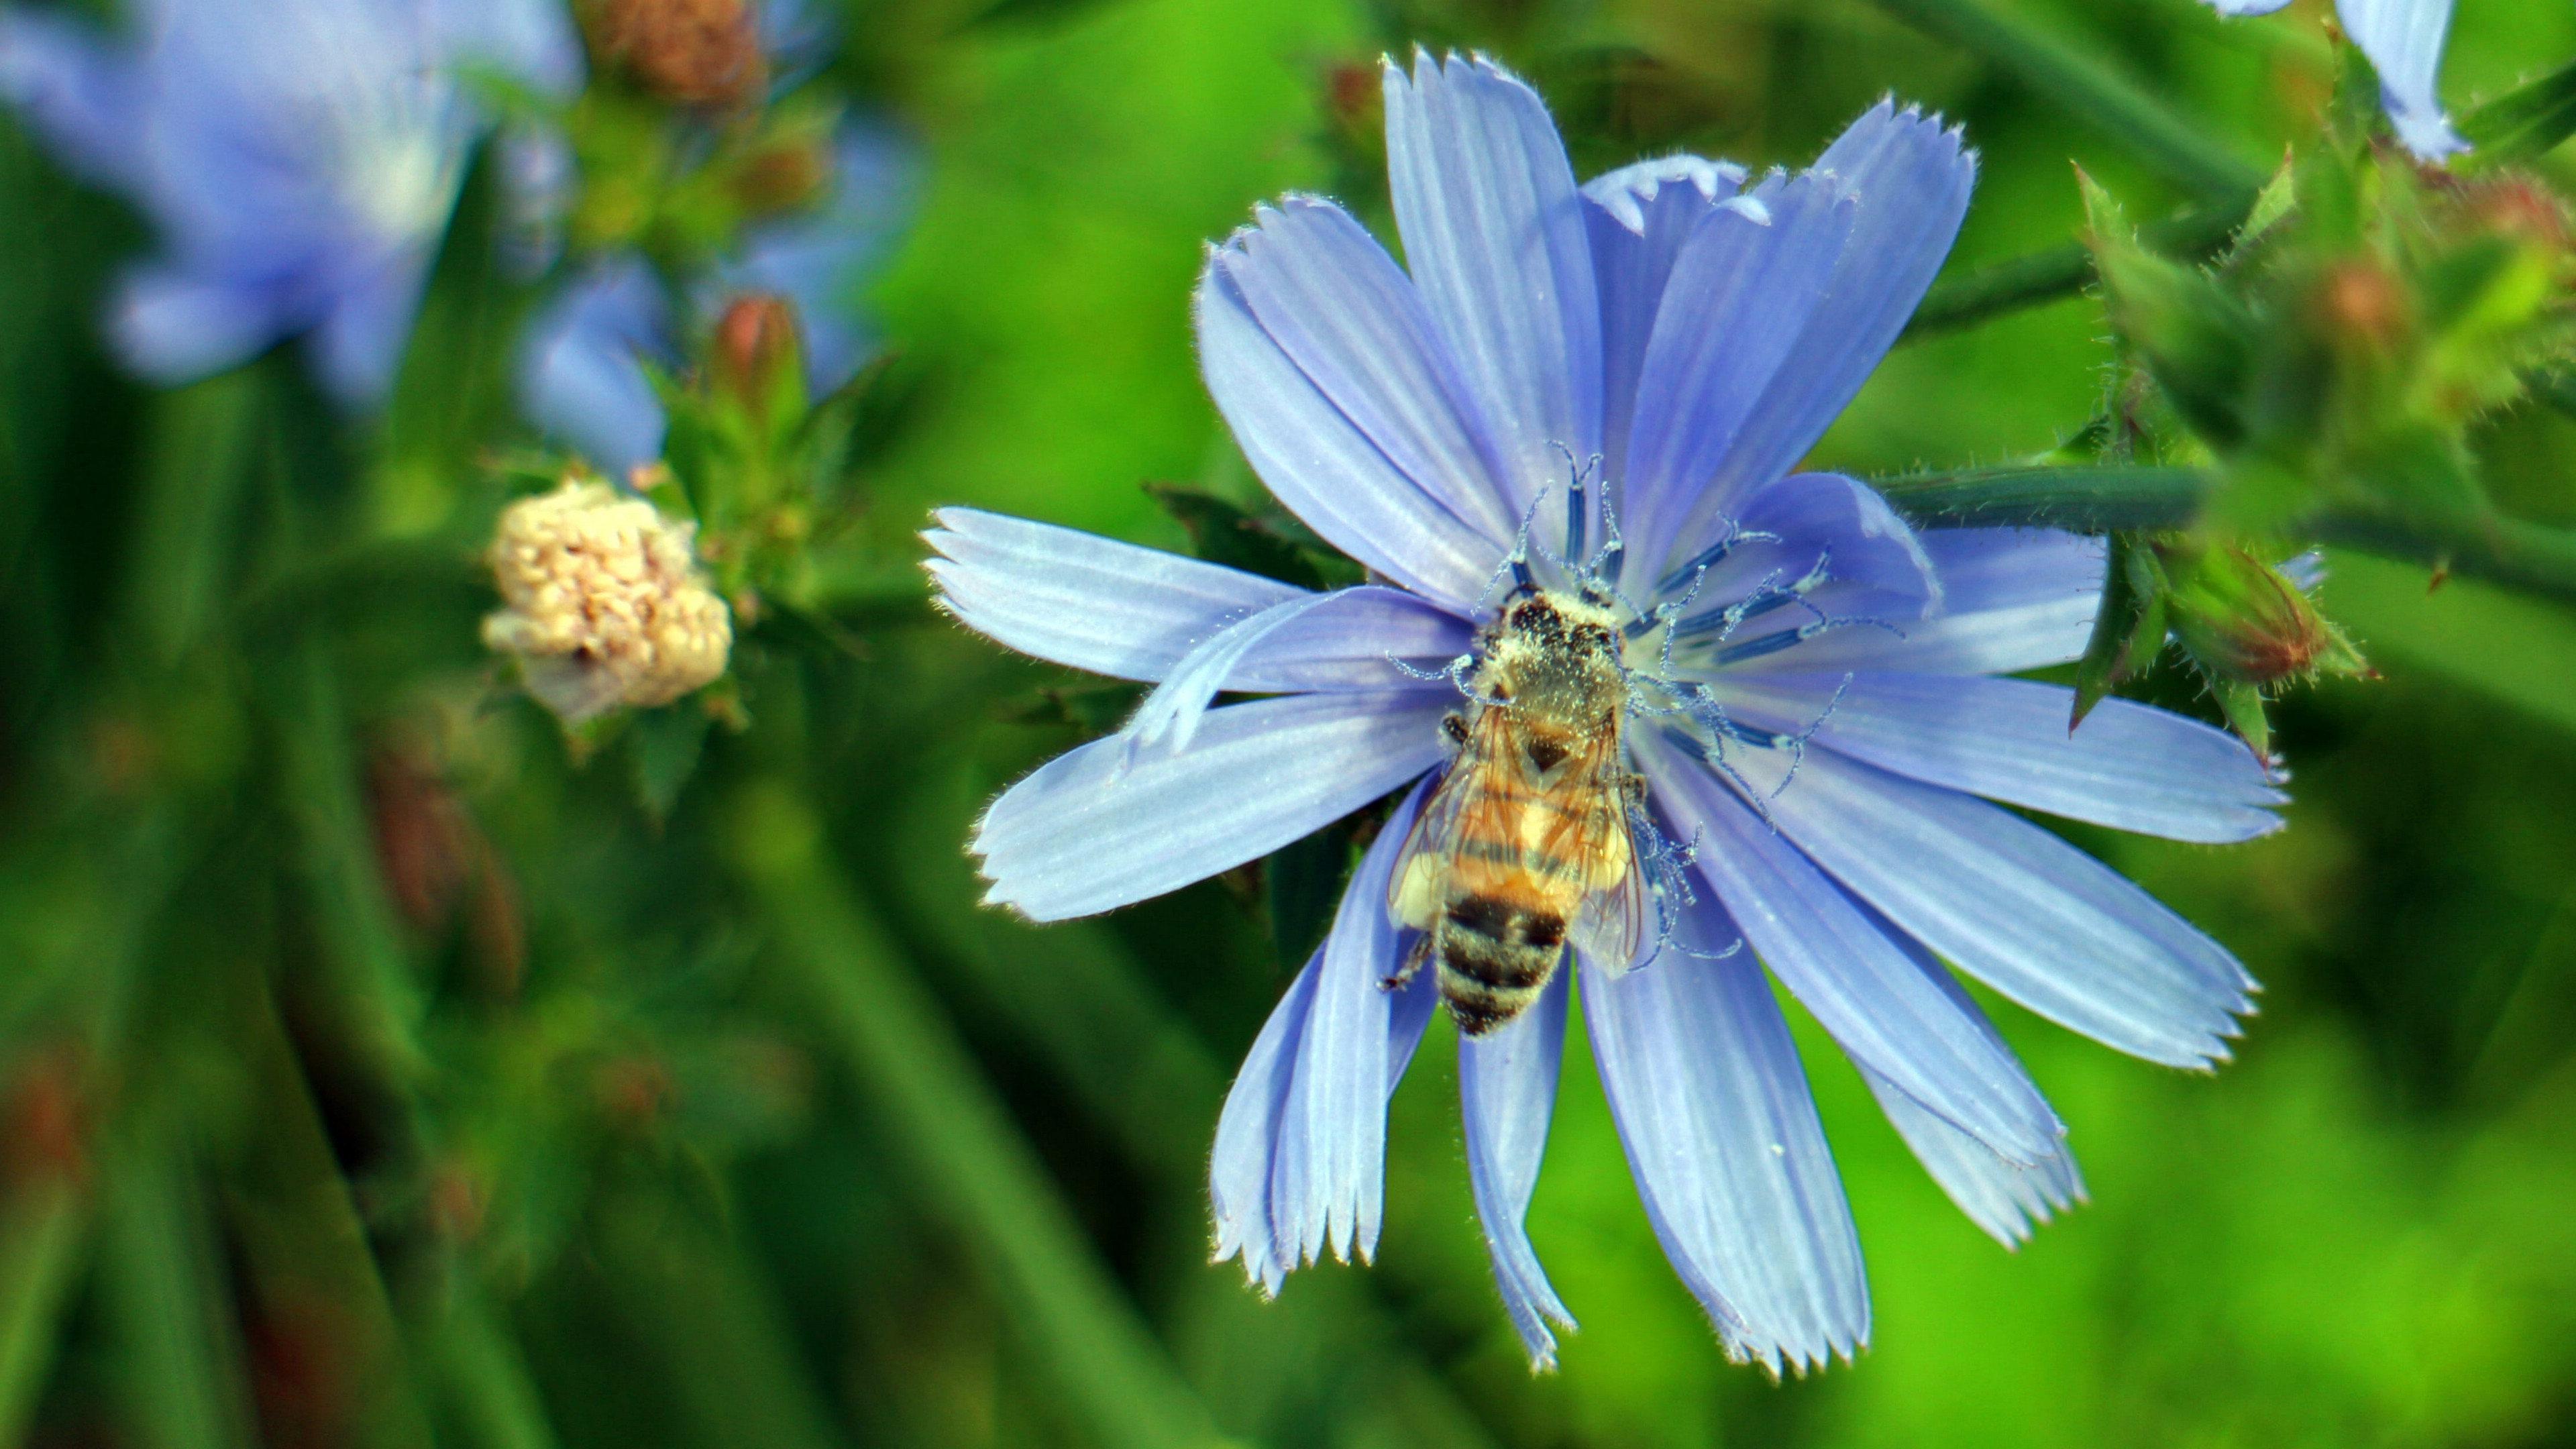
<box><xmin>929</xmin><ymin>52</ymin><xmax>2283</xmax><ymax>1371</ymax></box>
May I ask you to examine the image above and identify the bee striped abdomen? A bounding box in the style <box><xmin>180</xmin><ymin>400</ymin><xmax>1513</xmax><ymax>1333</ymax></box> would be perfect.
<box><xmin>1435</xmin><ymin>890</ymin><xmax>1568</xmax><ymax>1036</ymax></box>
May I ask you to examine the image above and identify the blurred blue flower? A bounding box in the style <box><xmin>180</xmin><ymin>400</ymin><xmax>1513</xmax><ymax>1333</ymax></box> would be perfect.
<box><xmin>2204</xmin><ymin>0</ymin><xmax>2464</xmax><ymax>160</ymax></box>
<box><xmin>0</xmin><ymin>0</ymin><xmax>583</xmax><ymax>402</ymax></box>
<box><xmin>515</xmin><ymin>122</ymin><xmax>914</xmax><ymax>474</ymax></box>
<box><xmin>930</xmin><ymin>52</ymin><xmax>2280</xmax><ymax>1372</ymax></box>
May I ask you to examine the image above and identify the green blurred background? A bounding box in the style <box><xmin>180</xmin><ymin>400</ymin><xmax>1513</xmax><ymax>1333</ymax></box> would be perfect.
<box><xmin>7</xmin><ymin>0</ymin><xmax>2576</xmax><ymax>1445</ymax></box>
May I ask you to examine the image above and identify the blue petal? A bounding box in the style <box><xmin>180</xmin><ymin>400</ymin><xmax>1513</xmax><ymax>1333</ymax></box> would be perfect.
<box><xmin>1719</xmin><ymin>672</ymin><xmax>2285</xmax><ymax>843</ymax></box>
<box><xmin>1458</xmin><ymin>968</ymin><xmax>1576</xmax><ymax>1368</ymax></box>
<box><xmin>1582</xmin><ymin>898</ymin><xmax>1868</xmax><ymax>1375</ymax></box>
<box><xmin>0</xmin><ymin>13</ymin><xmax>141</xmax><ymax>186</ymax></box>
<box><xmin>973</xmin><ymin>692</ymin><xmax>1447</xmax><ymax>920</ymax></box>
<box><xmin>1210</xmin><ymin>947</ymin><xmax>1319</xmax><ymax>1294</ymax></box>
<box><xmin>1686</xmin><ymin>104</ymin><xmax>1976</xmax><ymax>525</ymax></box>
<box><xmin>2343</xmin><ymin>0</ymin><xmax>2468</xmax><ymax>160</ymax></box>
<box><xmin>308</xmin><ymin>248</ymin><xmax>437</xmax><ymax>403</ymax></box>
<box><xmin>926</xmin><ymin>510</ymin><xmax>1468</xmax><ymax>688</ymax></box>
<box><xmin>1</xmin><ymin>0</ymin><xmax>582</xmax><ymax>404</ymax></box>
<box><xmin>1733</xmin><ymin>527</ymin><xmax>2102</xmax><ymax>676</ymax></box>
<box><xmin>1674</xmin><ymin>472</ymin><xmax>1941</xmax><ymax>626</ymax></box>
<box><xmin>1860</xmin><ymin>1063</ymin><xmax>2084</xmax><ymax>1248</ymax></box>
<box><xmin>1637</xmin><ymin>731</ymin><xmax>2066</xmax><ymax>1165</ymax></box>
<box><xmin>1269</xmin><ymin>780</ymin><xmax>1440</xmax><ymax>1269</ymax></box>
<box><xmin>517</xmin><ymin>258</ymin><xmax>675</xmax><ymax>476</ymax></box>
<box><xmin>1621</xmin><ymin>170</ymin><xmax>1854</xmax><ymax>578</ymax></box>
<box><xmin>1214</xmin><ymin>197</ymin><xmax>1519</xmax><ymax>545</ymax></box>
<box><xmin>1197</xmin><ymin>260</ymin><xmax>1505</xmax><ymax>610</ymax></box>
<box><xmin>1754</xmin><ymin>747</ymin><xmax>2256</xmax><ymax>1069</ymax></box>
<box><xmin>1125</xmin><ymin>586</ymin><xmax>1468</xmax><ymax>753</ymax></box>
<box><xmin>1582</xmin><ymin>156</ymin><xmax>1748</xmax><ymax>511</ymax></box>
<box><xmin>424</xmin><ymin>0</ymin><xmax>587</xmax><ymax>97</ymax></box>
<box><xmin>1383</xmin><ymin>51</ymin><xmax>1601</xmax><ymax>524</ymax></box>
<box><xmin>110</xmin><ymin>265</ymin><xmax>290</xmax><ymax>387</ymax></box>
<box><xmin>1836</xmin><ymin>910</ymin><xmax>2085</xmax><ymax>1246</ymax></box>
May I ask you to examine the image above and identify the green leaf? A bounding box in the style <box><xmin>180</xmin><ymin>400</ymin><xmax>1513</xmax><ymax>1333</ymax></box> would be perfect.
<box><xmin>2074</xmin><ymin>532</ymin><xmax>2147</xmax><ymax>729</ymax></box>
<box><xmin>1266</xmin><ymin>822</ymin><xmax>1354</xmax><ymax>971</ymax></box>
<box><xmin>1144</xmin><ymin>484</ymin><xmax>1329</xmax><ymax>589</ymax></box>
<box><xmin>2210</xmin><ymin>677</ymin><xmax>2272</xmax><ymax>757</ymax></box>
<box><xmin>727</xmin><ymin>781</ymin><xmax>1231</xmax><ymax>1449</ymax></box>
<box><xmin>633</xmin><ymin>704</ymin><xmax>713</xmax><ymax>824</ymax></box>
<box><xmin>2460</xmin><ymin>56</ymin><xmax>2576</xmax><ymax>164</ymax></box>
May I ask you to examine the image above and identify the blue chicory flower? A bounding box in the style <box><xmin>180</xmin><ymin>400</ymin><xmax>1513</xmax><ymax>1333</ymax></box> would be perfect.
<box><xmin>0</xmin><ymin>0</ymin><xmax>583</xmax><ymax>402</ymax></box>
<box><xmin>928</xmin><ymin>52</ymin><xmax>2282</xmax><ymax>1372</ymax></box>
<box><xmin>515</xmin><ymin>121</ymin><xmax>913</xmax><ymax>474</ymax></box>
<box><xmin>2204</xmin><ymin>0</ymin><xmax>2465</xmax><ymax>160</ymax></box>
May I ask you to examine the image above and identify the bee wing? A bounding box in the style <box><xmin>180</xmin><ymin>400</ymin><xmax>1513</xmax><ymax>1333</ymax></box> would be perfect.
<box><xmin>1387</xmin><ymin>706</ymin><xmax>1521</xmax><ymax>929</ymax></box>
<box><xmin>1547</xmin><ymin>730</ymin><xmax>1650</xmax><ymax>975</ymax></box>
<box><xmin>1570</xmin><ymin>834</ymin><xmax>1651</xmax><ymax>977</ymax></box>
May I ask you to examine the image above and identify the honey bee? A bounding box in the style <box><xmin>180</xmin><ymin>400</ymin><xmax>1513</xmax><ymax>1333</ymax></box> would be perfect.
<box><xmin>1388</xmin><ymin>586</ymin><xmax>1648</xmax><ymax>1035</ymax></box>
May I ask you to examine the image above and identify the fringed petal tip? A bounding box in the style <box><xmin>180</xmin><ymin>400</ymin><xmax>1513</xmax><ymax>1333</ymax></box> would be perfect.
<box><xmin>1727</xmin><ymin>1326</ymin><xmax>1868</xmax><ymax>1382</ymax></box>
<box><xmin>2387</xmin><ymin>103</ymin><xmax>2469</xmax><ymax>164</ymax></box>
<box><xmin>1978</xmin><ymin>1149</ymin><xmax>2088</xmax><ymax>1252</ymax></box>
<box><xmin>1580</xmin><ymin>154</ymin><xmax>1751</xmax><ymax>234</ymax></box>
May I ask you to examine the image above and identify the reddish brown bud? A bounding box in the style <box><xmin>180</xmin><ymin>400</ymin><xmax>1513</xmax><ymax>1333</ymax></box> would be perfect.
<box><xmin>427</xmin><ymin>1162</ymin><xmax>488</xmax><ymax>1244</ymax></box>
<box><xmin>585</xmin><ymin>0</ymin><xmax>766</xmax><ymax>107</ymax></box>
<box><xmin>728</xmin><ymin>138</ymin><xmax>832</xmax><ymax>216</ymax></box>
<box><xmin>3</xmin><ymin>1045</ymin><xmax>89</xmax><ymax>1183</ymax></box>
<box><xmin>1324</xmin><ymin>60</ymin><xmax>1381</xmax><ymax>138</ymax></box>
<box><xmin>709</xmin><ymin>292</ymin><xmax>804</xmax><ymax>427</ymax></box>
<box><xmin>2158</xmin><ymin>543</ymin><xmax>2369</xmax><ymax>688</ymax></box>
<box><xmin>2314</xmin><ymin>259</ymin><xmax>2408</xmax><ymax>352</ymax></box>
<box><xmin>595</xmin><ymin>1055</ymin><xmax>675</xmax><ymax>1131</ymax></box>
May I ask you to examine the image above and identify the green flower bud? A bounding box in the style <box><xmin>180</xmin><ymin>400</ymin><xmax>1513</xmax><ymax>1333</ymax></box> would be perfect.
<box><xmin>2159</xmin><ymin>541</ymin><xmax>2369</xmax><ymax>688</ymax></box>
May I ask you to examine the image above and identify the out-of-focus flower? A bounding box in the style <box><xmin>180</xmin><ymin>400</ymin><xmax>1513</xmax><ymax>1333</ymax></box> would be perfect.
<box><xmin>483</xmin><ymin>478</ymin><xmax>731</xmax><ymax>723</ymax></box>
<box><xmin>2202</xmin><ymin>0</ymin><xmax>2463</xmax><ymax>160</ymax></box>
<box><xmin>0</xmin><ymin>0</ymin><xmax>583</xmax><ymax>402</ymax></box>
<box><xmin>516</xmin><ymin>123</ymin><xmax>912</xmax><ymax>473</ymax></box>
<box><xmin>932</xmin><ymin>52</ymin><xmax>2282</xmax><ymax>1371</ymax></box>
<box><xmin>581</xmin><ymin>0</ymin><xmax>764</xmax><ymax>107</ymax></box>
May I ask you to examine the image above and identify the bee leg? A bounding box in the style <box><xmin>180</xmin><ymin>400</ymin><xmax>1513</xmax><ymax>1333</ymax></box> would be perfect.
<box><xmin>1439</xmin><ymin>712</ymin><xmax>1469</xmax><ymax>749</ymax></box>
<box><xmin>1381</xmin><ymin>932</ymin><xmax>1433</xmax><ymax>993</ymax></box>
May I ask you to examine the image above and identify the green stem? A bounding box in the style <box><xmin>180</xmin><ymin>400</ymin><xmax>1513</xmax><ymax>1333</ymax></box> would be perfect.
<box><xmin>0</xmin><ymin>1180</ymin><xmax>87</xmax><ymax>1448</ymax></box>
<box><xmin>222</xmin><ymin>957</ymin><xmax>435</xmax><ymax>1449</ymax></box>
<box><xmin>101</xmin><ymin>1130</ymin><xmax>258</xmax><ymax>1449</ymax></box>
<box><xmin>1860</xmin><ymin>0</ymin><xmax>2262</xmax><ymax>199</ymax></box>
<box><xmin>1875</xmin><ymin>464</ymin><xmax>2209</xmax><ymax>531</ymax></box>
<box><xmin>728</xmin><ymin>781</ymin><xmax>1230</xmax><ymax>1449</ymax></box>
<box><xmin>594</xmin><ymin>1197</ymin><xmax>849</xmax><ymax>1449</ymax></box>
<box><xmin>279</xmin><ymin>641</ymin><xmax>427</xmax><ymax>1082</ymax></box>
<box><xmin>1877</xmin><ymin>466</ymin><xmax>2576</xmax><ymax>605</ymax></box>
<box><xmin>2313</xmin><ymin>509</ymin><xmax>2576</xmax><ymax>608</ymax></box>
<box><xmin>1902</xmin><ymin>193</ymin><xmax>2257</xmax><ymax>343</ymax></box>
<box><xmin>426</xmin><ymin>1293</ymin><xmax>563</xmax><ymax>1449</ymax></box>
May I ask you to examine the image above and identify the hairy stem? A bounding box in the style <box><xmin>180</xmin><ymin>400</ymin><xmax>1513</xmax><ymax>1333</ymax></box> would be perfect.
<box><xmin>1878</xmin><ymin>466</ymin><xmax>2576</xmax><ymax>605</ymax></box>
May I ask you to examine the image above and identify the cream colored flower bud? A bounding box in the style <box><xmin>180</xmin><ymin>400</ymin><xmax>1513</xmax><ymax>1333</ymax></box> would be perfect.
<box><xmin>483</xmin><ymin>480</ymin><xmax>733</xmax><ymax>724</ymax></box>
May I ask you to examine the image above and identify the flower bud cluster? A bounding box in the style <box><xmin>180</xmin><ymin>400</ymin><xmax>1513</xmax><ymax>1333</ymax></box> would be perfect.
<box><xmin>482</xmin><ymin>480</ymin><xmax>733</xmax><ymax>724</ymax></box>
<box><xmin>582</xmin><ymin>0</ymin><xmax>765</xmax><ymax>107</ymax></box>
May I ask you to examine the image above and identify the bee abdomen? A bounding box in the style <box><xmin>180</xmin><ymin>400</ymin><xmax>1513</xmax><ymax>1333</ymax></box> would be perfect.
<box><xmin>1435</xmin><ymin>892</ymin><xmax>1567</xmax><ymax>1036</ymax></box>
